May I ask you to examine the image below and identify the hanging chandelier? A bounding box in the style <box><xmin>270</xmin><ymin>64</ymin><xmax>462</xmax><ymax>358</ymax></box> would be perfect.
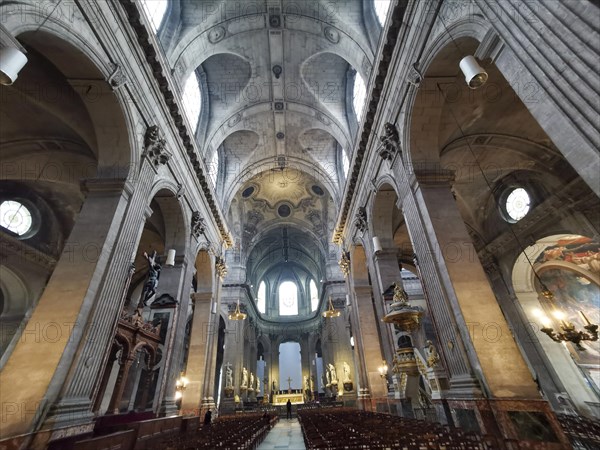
<box><xmin>322</xmin><ymin>296</ymin><xmax>341</xmax><ymax>319</ymax></box>
<box><xmin>228</xmin><ymin>299</ymin><xmax>247</xmax><ymax>321</ymax></box>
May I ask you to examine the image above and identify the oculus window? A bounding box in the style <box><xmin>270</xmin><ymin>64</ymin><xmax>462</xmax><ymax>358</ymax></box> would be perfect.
<box><xmin>0</xmin><ymin>200</ymin><xmax>32</xmax><ymax>236</ymax></box>
<box><xmin>279</xmin><ymin>281</ymin><xmax>298</xmax><ymax>316</ymax></box>
<box><xmin>505</xmin><ymin>188</ymin><xmax>530</xmax><ymax>222</ymax></box>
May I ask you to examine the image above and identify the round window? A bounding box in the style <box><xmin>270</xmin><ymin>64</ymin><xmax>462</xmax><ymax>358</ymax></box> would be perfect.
<box><xmin>277</xmin><ymin>204</ymin><xmax>291</xmax><ymax>218</ymax></box>
<box><xmin>505</xmin><ymin>188</ymin><xmax>530</xmax><ymax>221</ymax></box>
<box><xmin>242</xmin><ymin>186</ymin><xmax>255</xmax><ymax>198</ymax></box>
<box><xmin>0</xmin><ymin>200</ymin><xmax>33</xmax><ymax>236</ymax></box>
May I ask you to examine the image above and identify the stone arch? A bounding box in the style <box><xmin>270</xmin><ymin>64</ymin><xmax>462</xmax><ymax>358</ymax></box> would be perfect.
<box><xmin>370</xmin><ymin>182</ymin><xmax>401</xmax><ymax>249</ymax></box>
<box><xmin>9</xmin><ymin>29</ymin><xmax>135</xmax><ymax>178</ymax></box>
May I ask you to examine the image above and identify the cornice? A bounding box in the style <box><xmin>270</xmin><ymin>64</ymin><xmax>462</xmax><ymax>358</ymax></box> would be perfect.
<box><xmin>118</xmin><ymin>0</ymin><xmax>232</xmax><ymax>247</ymax></box>
<box><xmin>332</xmin><ymin>1</ymin><xmax>407</xmax><ymax>244</ymax></box>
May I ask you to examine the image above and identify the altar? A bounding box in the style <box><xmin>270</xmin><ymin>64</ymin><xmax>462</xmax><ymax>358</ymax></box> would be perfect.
<box><xmin>273</xmin><ymin>392</ymin><xmax>304</xmax><ymax>405</ymax></box>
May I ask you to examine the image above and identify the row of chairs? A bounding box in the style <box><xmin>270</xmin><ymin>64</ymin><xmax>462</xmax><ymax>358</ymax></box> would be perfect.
<box><xmin>556</xmin><ymin>414</ymin><xmax>600</xmax><ymax>449</ymax></box>
<box><xmin>156</xmin><ymin>413</ymin><xmax>278</xmax><ymax>450</ymax></box>
<box><xmin>297</xmin><ymin>408</ymin><xmax>498</xmax><ymax>449</ymax></box>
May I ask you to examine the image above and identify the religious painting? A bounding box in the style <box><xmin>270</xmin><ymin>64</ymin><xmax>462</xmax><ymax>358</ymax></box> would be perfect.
<box><xmin>534</xmin><ymin>236</ymin><xmax>600</xmax><ymax>379</ymax></box>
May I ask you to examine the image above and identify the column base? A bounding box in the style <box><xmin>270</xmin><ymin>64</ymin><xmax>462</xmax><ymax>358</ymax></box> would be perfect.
<box><xmin>447</xmin><ymin>398</ymin><xmax>569</xmax><ymax>448</ymax></box>
<box><xmin>200</xmin><ymin>397</ymin><xmax>216</xmax><ymax>419</ymax></box>
<box><xmin>447</xmin><ymin>374</ymin><xmax>483</xmax><ymax>398</ymax></box>
<box><xmin>159</xmin><ymin>396</ymin><xmax>178</xmax><ymax>417</ymax></box>
<box><xmin>43</xmin><ymin>397</ymin><xmax>95</xmax><ymax>430</ymax></box>
<box><xmin>219</xmin><ymin>397</ymin><xmax>236</xmax><ymax>415</ymax></box>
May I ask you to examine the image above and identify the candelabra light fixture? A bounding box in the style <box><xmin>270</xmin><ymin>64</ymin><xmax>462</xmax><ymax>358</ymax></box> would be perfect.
<box><xmin>533</xmin><ymin>301</ymin><xmax>598</xmax><ymax>351</ymax></box>
<box><xmin>322</xmin><ymin>296</ymin><xmax>341</xmax><ymax>319</ymax></box>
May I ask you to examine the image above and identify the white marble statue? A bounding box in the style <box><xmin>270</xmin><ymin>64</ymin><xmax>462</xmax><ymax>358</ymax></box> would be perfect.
<box><xmin>327</xmin><ymin>363</ymin><xmax>337</xmax><ymax>383</ymax></box>
<box><xmin>256</xmin><ymin>377</ymin><xmax>260</xmax><ymax>392</ymax></box>
<box><xmin>249</xmin><ymin>372</ymin><xmax>255</xmax><ymax>389</ymax></box>
<box><xmin>342</xmin><ymin>361</ymin><xmax>351</xmax><ymax>382</ymax></box>
<box><xmin>241</xmin><ymin>367</ymin><xmax>248</xmax><ymax>387</ymax></box>
<box><xmin>225</xmin><ymin>362</ymin><xmax>233</xmax><ymax>387</ymax></box>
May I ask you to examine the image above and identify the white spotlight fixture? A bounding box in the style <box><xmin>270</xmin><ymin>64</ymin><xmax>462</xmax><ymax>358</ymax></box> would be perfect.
<box><xmin>459</xmin><ymin>55</ymin><xmax>487</xmax><ymax>89</ymax></box>
<box><xmin>0</xmin><ymin>46</ymin><xmax>28</xmax><ymax>85</ymax></box>
<box><xmin>373</xmin><ymin>236</ymin><xmax>383</xmax><ymax>254</ymax></box>
<box><xmin>165</xmin><ymin>249</ymin><xmax>176</xmax><ymax>266</ymax></box>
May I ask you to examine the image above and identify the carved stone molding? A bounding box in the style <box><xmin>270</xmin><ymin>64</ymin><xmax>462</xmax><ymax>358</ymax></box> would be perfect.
<box><xmin>142</xmin><ymin>125</ymin><xmax>170</xmax><ymax>167</ymax></box>
<box><xmin>354</xmin><ymin>207</ymin><xmax>368</xmax><ymax>233</ymax></box>
<box><xmin>108</xmin><ymin>63</ymin><xmax>127</xmax><ymax>89</ymax></box>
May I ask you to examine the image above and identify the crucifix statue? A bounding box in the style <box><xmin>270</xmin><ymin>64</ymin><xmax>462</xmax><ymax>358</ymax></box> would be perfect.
<box><xmin>287</xmin><ymin>376</ymin><xmax>292</xmax><ymax>393</ymax></box>
<box><xmin>139</xmin><ymin>250</ymin><xmax>161</xmax><ymax>307</ymax></box>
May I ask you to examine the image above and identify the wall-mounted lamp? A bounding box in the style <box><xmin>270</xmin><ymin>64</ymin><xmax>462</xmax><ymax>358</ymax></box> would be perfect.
<box><xmin>175</xmin><ymin>372</ymin><xmax>189</xmax><ymax>400</ymax></box>
<box><xmin>378</xmin><ymin>361</ymin><xmax>388</xmax><ymax>379</ymax></box>
<box><xmin>0</xmin><ymin>46</ymin><xmax>27</xmax><ymax>85</ymax></box>
<box><xmin>459</xmin><ymin>55</ymin><xmax>488</xmax><ymax>89</ymax></box>
<box><xmin>165</xmin><ymin>249</ymin><xmax>176</xmax><ymax>266</ymax></box>
<box><xmin>373</xmin><ymin>236</ymin><xmax>383</xmax><ymax>254</ymax></box>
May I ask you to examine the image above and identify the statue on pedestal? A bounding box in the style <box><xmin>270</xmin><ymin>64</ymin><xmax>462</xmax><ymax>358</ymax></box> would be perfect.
<box><xmin>342</xmin><ymin>361</ymin><xmax>351</xmax><ymax>382</ymax></box>
<box><xmin>241</xmin><ymin>367</ymin><xmax>248</xmax><ymax>389</ymax></box>
<box><xmin>425</xmin><ymin>340</ymin><xmax>440</xmax><ymax>368</ymax></box>
<box><xmin>249</xmin><ymin>372</ymin><xmax>255</xmax><ymax>391</ymax></box>
<box><xmin>328</xmin><ymin>363</ymin><xmax>338</xmax><ymax>385</ymax></box>
<box><xmin>225</xmin><ymin>363</ymin><xmax>233</xmax><ymax>387</ymax></box>
<box><xmin>224</xmin><ymin>362</ymin><xmax>234</xmax><ymax>398</ymax></box>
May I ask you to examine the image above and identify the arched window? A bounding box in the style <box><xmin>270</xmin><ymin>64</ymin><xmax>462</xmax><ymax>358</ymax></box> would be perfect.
<box><xmin>279</xmin><ymin>281</ymin><xmax>298</xmax><ymax>316</ymax></box>
<box><xmin>310</xmin><ymin>279</ymin><xmax>319</xmax><ymax>312</ymax></box>
<box><xmin>352</xmin><ymin>73</ymin><xmax>367</xmax><ymax>120</ymax></box>
<box><xmin>183</xmin><ymin>73</ymin><xmax>202</xmax><ymax>133</ymax></box>
<box><xmin>374</xmin><ymin>0</ymin><xmax>391</xmax><ymax>26</ymax></box>
<box><xmin>209</xmin><ymin>150</ymin><xmax>219</xmax><ymax>187</ymax></box>
<box><xmin>257</xmin><ymin>281</ymin><xmax>266</xmax><ymax>314</ymax></box>
<box><xmin>341</xmin><ymin>149</ymin><xmax>350</xmax><ymax>179</ymax></box>
<box><xmin>141</xmin><ymin>0</ymin><xmax>168</xmax><ymax>32</ymax></box>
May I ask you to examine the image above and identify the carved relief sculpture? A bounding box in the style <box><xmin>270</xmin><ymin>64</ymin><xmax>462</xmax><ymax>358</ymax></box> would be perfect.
<box><xmin>379</xmin><ymin>122</ymin><xmax>400</xmax><ymax>161</ymax></box>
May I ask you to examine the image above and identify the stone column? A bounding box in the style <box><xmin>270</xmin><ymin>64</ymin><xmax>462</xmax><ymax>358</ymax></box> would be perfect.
<box><xmin>199</xmin><ymin>270</ymin><xmax>223</xmax><ymax>416</ymax></box>
<box><xmin>410</xmin><ymin>170</ymin><xmax>539</xmax><ymax>399</ymax></box>
<box><xmin>180</xmin><ymin>292</ymin><xmax>212</xmax><ymax>415</ymax></box>
<box><xmin>218</xmin><ymin>317</ymin><xmax>243</xmax><ymax>414</ymax></box>
<box><xmin>41</xmin><ymin>144</ymin><xmax>167</xmax><ymax>429</ymax></box>
<box><xmin>157</xmin><ymin>252</ymin><xmax>195</xmax><ymax>416</ymax></box>
<box><xmin>365</xmin><ymin>247</ymin><xmax>398</xmax><ymax>365</ymax></box>
<box><xmin>353</xmin><ymin>285</ymin><xmax>387</xmax><ymax>401</ymax></box>
<box><xmin>0</xmin><ymin>178</ymin><xmax>136</xmax><ymax>438</ymax></box>
<box><xmin>107</xmin><ymin>356</ymin><xmax>135</xmax><ymax>414</ymax></box>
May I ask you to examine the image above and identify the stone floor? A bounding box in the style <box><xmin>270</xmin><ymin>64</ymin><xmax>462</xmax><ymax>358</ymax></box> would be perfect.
<box><xmin>256</xmin><ymin>418</ymin><xmax>306</xmax><ymax>450</ymax></box>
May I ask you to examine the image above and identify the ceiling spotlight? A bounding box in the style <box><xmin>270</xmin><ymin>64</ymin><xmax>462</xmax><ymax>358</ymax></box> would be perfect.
<box><xmin>0</xmin><ymin>46</ymin><xmax>28</xmax><ymax>85</ymax></box>
<box><xmin>459</xmin><ymin>55</ymin><xmax>487</xmax><ymax>89</ymax></box>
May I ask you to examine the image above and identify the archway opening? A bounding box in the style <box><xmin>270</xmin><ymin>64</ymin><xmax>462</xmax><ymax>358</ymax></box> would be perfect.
<box><xmin>279</xmin><ymin>341</ymin><xmax>302</xmax><ymax>391</ymax></box>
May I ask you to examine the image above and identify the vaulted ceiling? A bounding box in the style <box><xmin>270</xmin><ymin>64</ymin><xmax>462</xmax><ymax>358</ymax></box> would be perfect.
<box><xmin>151</xmin><ymin>0</ymin><xmax>388</xmax><ymax>304</ymax></box>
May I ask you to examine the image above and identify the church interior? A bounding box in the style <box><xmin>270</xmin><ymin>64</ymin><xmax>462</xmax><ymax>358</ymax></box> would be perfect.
<box><xmin>0</xmin><ymin>1</ymin><xmax>599</xmax><ymax>449</ymax></box>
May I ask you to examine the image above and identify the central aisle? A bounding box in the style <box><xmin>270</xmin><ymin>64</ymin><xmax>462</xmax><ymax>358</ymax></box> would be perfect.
<box><xmin>257</xmin><ymin>418</ymin><xmax>306</xmax><ymax>450</ymax></box>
